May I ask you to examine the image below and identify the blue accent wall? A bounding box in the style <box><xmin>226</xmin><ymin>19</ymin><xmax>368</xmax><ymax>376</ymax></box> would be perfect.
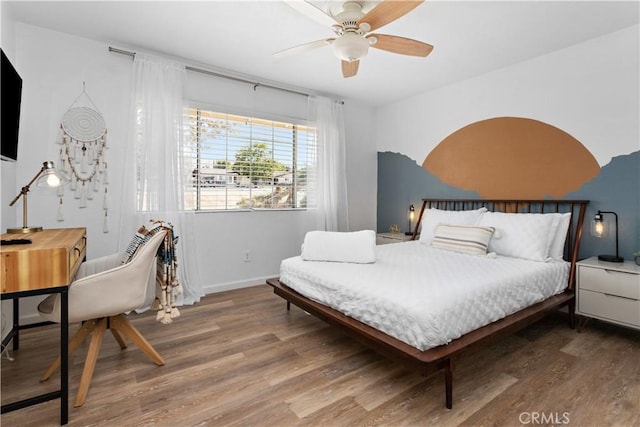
<box><xmin>565</xmin><ymin>151</ymin><xmax>639</xmax><ymax>260</ymax></box>
<box><xmin>377</xmin><ymin>151</ymin><xmax>479</xmax><ymax>234</ymax></box>
<box><xmin>377</xmin><ymin>150</ymin><xmax>639</xmax><ymax>260</ymax></box>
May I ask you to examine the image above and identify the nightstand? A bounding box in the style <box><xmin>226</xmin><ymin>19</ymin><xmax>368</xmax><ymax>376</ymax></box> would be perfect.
<box><xmin>576</xmin><ymin>257</ymin><xmax>640</xmax><ymax>330</ymax></box>
<box><xmin>376</xmin><ymin>233</ymin><xmax>415</xmax><ymax>245</ymax></box>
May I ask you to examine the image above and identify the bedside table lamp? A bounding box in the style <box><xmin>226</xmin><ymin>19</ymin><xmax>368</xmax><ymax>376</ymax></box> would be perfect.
<box><xmin>405</xmin><ymin>204</ymin><xmax>415</xmax><ymax>236</ymax></box>
<box><xmin>7</xmin><ymin>161</ymin><xmax>69</xmax><ymax>234</ymax></box>
<box><xmin>590</xmin><ymin>210</ymin><xmax>624</xmax><ymax>262</ymax></box>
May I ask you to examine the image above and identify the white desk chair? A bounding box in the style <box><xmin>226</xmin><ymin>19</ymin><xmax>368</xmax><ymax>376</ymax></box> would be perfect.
<box><xmin>38</xmin><ymin>231</ymin><xmax>167</xmax><ymax>407</ymax></box>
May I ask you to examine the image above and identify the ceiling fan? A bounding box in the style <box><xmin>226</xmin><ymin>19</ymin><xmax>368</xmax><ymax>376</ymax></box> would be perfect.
<box><xmin>275</xmin><ymin>0</ymin><xmax>433</xmax><ymax>78</ymax></box>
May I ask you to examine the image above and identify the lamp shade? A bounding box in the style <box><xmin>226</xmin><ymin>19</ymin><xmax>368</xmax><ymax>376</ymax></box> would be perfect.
<box><xmin>590</xmin><ymin>212</ymin><xmax>606</xmax><ymax>237</ymax></box>
<box><xmin>405</xmin><ymin>204</ymin><xmax>416</xmax><ymax>236</ymax></box>
<box><xmin>35</xmin><ymin>161</ymin><xmax>69</xmax><ymax>188</ymax></box>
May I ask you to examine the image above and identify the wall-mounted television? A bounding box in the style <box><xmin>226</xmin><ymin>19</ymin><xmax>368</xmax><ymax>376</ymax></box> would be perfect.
<box><xmin>1</xmin><ymin>49</ymin><xmax>23</xmax><ymax>162</ymax></box>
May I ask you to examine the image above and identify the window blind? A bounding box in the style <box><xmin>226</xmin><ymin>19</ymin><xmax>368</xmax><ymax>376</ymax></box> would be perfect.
<box><xmin>184</xmin><ymin>108</ymin><xmax>317</xmax><ymax>211</ymax></box>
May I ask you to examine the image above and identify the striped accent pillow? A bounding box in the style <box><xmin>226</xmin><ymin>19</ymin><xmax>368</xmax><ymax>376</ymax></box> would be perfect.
<box><xmin>431</xmin><ymin>224</ymin><xmax>495</xmax><ymax>256</ymax></box>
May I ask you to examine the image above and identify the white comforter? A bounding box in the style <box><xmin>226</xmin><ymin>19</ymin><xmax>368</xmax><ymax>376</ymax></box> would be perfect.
<box><xmin>280</xmin><ymin>241</ymin><xmax>569</xmax><ymax>351</ymax></box>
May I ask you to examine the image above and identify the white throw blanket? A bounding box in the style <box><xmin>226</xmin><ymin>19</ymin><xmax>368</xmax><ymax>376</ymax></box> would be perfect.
<box><xmin>301</xmin><ymin>230</ymin><xmax>376</xmax><ymax>264</ymax></box>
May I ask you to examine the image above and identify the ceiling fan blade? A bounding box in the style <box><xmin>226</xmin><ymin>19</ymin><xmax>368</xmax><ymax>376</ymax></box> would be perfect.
<box><xmin>342</xmin><ymin>60</ymin><xmax>359</xmax><ymax>78</ymax></box>
<box><xmin>273</xmin><ymin>38</ymin><xmax>334</xmax><ymax>59</ymax></box>
<box><xmin>284</xmin><ymin>0</ymin><xmax>339</xmax><ymax>28</ymax></box>
<box><xmin>358</xmin><ymin>0</ymin><xmax>424</xmax><ymax>32</ymax></box>
<box><xmin>369</xmin><ymin>34</ymin><xmax>433</xmax><ymax>57</ymax></box>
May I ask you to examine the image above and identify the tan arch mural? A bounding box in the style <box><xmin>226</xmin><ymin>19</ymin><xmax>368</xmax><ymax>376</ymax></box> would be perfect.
<box><xmin>423</xmin><ymin>117</ymin><xmax>600</xmax><ymax>199</ymax></box>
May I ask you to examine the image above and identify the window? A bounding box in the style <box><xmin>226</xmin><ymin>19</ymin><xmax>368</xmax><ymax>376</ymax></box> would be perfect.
<box><xmin>184</xmin><ymin>108</ymin><xmax>317</xmax><ymax>211</ymax></box>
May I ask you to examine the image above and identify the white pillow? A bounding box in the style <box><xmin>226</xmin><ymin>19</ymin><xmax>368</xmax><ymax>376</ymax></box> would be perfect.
<box><xmin>431</xmin><ymin>224</ymin><xmax>495</xmax><ymax>256</ymax></box>
<box><xmin>301</xmin><ymin>230</ymin><xmax>376</xmax><ymax>264</ymax></box>
<box><xmin>418</xmin><ymin>207</ymin><xmax>488</xmax><ymax>245</ymax></box>
<box><xmin>547</xmin><ymin>212</ymin><xmax>572</xmax><ymax>260</ymax></box>
<box><xmin>478</xmin><ymin>211</ymin><xmax>557</xmax><ymax>262</ymax></box>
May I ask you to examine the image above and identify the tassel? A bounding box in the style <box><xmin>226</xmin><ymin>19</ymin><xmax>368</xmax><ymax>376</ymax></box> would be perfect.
<box><xmin>151</xmin><ymin>298</ymin><xmax>162</xmax><ymax>311</ymax></box>
<box><xmin>170</xmin><ymin>307</ymin><xmax>180</xmax><ymax>319</ymax></box>
<box><xmin>93</xmin><ymin>177</ymin><xmax>100</xmax><ymax>192</ymax></box>
<box><xmin>74</xmin><ymin>179</ymin><xmax>81</xmax><ymax>199</ymax></box>
<box><xmin>103</xmin><ymin>210</ymin><xmax>109</xmax><ymax>233</ymax></box>
<box><xmin>57</xmin><ymin>198</ymin><xmax>64</xmax><ymax>222</ymax></box>
<box><xmin>79</xmin><ymin>183</ymin><xmax>87</xmax><ymax>208</ymax></box>
<box><xmin>87</xmin><ymin>180</ymin><xmax>94</xmax><ymax>200</ymax></box>
<box><xmin>61</xmin><ymin>158</ymin><xmax>69</xmax><ymax>176</ymax></box>
<box><xmin>156</xmin><ymin>310</ymin><xmax>164</xmax><ymax>322</ymax></box>
<box><xmin>102</xmin><ymin>163</ymin><xmax>109</xmax><ymax>185</ymax></box>
<box><xmin>173</xmin><ymin>283</ymin><xmax>184</xmax><ymax>298</ymax></box>
<box><xmin>80</xmin><ymin>145</ymin><xmax>88</xmax><ymax>174</ymax></box>
<box><xmin>103</xmin><ymin>187</ymin><xmax>109</xmax><ymax>210</ymax></box>
<box><xmin>57</xmin><ymin>184</ymin><xmax>64</xmax><ymax>197</ymax></box>
<box><xmin>161</xmin><ymin>307</ymin><xmax>173</xmax><ymax>324</ymax></box>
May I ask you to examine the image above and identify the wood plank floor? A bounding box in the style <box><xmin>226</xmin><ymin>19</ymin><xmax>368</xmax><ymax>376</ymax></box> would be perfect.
<box><xmin>2</xmin><ymin>285</ymin><xmax>639</xmax><ymax>426</ymax></box>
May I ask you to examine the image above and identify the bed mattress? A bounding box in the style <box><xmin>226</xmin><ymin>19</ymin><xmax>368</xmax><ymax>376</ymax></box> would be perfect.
<box><xmin>279</xmin><ymin>241</ymin><xmax>569</xmax><ymax>351</ymax></box>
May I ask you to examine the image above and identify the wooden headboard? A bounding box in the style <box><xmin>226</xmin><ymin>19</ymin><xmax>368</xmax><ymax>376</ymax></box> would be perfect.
<box><xmin>412</xmin><ymin>199</ymin><xmax>589</xmax><ymax>290</ymax></box>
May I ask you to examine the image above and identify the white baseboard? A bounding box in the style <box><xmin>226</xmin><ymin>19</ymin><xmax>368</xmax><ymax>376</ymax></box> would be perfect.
<box><xmin>202</xmin><ymin>274</ymin><xmax>278</xmax><ymax>295</ymax></box>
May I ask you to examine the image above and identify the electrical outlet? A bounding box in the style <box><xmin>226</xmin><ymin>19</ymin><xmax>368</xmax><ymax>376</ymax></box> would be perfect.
<box><xmin>243</xmin><ymin>249</ymin><xmax>251</xmax><ymax>262</ymax></box>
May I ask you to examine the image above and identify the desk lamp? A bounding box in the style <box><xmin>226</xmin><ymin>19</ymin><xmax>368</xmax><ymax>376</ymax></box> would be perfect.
<box><xmin>7</xmin><ymin>161</ymin><xmax>68</xmax><ymax>234</ymax></box>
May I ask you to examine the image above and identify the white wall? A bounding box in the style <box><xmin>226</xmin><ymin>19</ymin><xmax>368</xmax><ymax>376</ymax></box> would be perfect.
<box><xmin>343</xmin><ymin>100</ymin><xmax>377</xmax><ymax>232</ymax></box>
<box><xmin>1</xmin><ymin>22</ymin><xmax>377</xmax><ymax>323</ymax></box>
<box><xmin>375</xmin><ymin>25</ymin><xmax>640</xmax><ymax>168</ymax></box>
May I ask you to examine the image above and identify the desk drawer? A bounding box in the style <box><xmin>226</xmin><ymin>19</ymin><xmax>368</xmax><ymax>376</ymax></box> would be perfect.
<box><xmin>69</xmin><ymin>234</ymin><xmax>86</xmax><ymax>278</ymax></box>
<box><xmin>579</xmin><ymin>265</ymin><xmax>640</xmax><ymax>300</ymax></box>
<box><xmin>1</xmin><ymin>228</ymin><xmax>86</xmax><ymax>292</ymax></box>
<box><xmin>578</xmin><ymin>289</ymin><xmax>640</xmax><ymax>328</ymax></box>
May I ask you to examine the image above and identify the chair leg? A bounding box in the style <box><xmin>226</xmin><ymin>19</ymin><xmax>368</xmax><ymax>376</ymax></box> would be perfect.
<box><xmin>40</xmin><ymin>320</ymin><xmax>96</xmax><ymax>382</ymax></box>
<box><xmin>74</xmin><ymin>318</ymin><xmax>107</xmax><ymax>408</ymax></box>
<box><xmin>110</xmin><ymin>328</ymin><xmax>128</xmax><ymax>350</ymax></box>
<box><xmin>110</xmin><ymin>315</ymin><xmax>165</xmax><ymax>366</ymax></box>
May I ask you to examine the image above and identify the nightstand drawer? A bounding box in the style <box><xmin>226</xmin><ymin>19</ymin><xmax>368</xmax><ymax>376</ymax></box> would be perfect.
<box><xmin>578</xmin><ymin>289</ymin><xmax>640</xmax><ymax>327</ymax></box>
<box><xmin>578</xmin><ymin>265</ymin><xmax>640</xmax><ymax>300</ymax></box>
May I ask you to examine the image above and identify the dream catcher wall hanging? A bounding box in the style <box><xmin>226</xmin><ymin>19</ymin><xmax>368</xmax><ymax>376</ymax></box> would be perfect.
<box><xmin>57</xmin><ymin>83</ymin><xmax>110</xmax><ymax>232</ymax></box>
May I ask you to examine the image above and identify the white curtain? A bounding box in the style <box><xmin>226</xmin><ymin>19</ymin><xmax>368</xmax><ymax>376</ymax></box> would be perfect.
<box><xmin>119</xmin><ymin>53</ymin><xmax>203</xmax><ymax>306</ymax></box>
<box><xmin>308</xmin><ymin>96</ymin><xmax>349</xmax><ymax>231</ymax></box>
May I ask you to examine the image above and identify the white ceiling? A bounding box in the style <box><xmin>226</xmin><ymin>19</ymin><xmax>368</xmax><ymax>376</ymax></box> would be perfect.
<box><xmin>6</xmin><ymin>1</ymin><xmax>639</xmax><ymax>106</ymax></box>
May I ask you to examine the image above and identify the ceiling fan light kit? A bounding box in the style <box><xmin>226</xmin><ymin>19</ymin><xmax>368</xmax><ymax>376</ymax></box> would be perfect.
<box><xmin>332</xmin><ymin>32</ymin><xmax>369</xmax><ymax>62</ymax></box>
<box><xmin>279</xmin><ymin>0</ymin><xmax>433</xmax><ymax>78</ymax></box>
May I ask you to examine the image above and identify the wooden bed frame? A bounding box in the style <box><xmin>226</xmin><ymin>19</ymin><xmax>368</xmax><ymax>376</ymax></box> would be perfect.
<box><xmin>267</xmin><ymin>199</ymin><xmax>588</xmax><ymax>409</ymax></box>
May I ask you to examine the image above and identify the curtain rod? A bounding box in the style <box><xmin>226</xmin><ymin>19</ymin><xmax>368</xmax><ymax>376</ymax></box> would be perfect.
<box><xmin>108</xmin><ymin>46</ymin><xmax>311</xmax><ymax>98</ymax></box>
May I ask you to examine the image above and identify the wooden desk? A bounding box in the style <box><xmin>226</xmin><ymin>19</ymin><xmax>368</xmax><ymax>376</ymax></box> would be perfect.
<box><xmin>1</xmin><ymin>227</ymin><xmax>86</xmax><ymax>425</ymax></box>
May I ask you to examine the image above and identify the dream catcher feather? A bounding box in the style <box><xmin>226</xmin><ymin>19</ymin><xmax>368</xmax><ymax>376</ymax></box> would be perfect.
<box><xmin>57</xmin><ymin>83</ymin><xmax>109</xmax><ymax>232</ymax></box>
